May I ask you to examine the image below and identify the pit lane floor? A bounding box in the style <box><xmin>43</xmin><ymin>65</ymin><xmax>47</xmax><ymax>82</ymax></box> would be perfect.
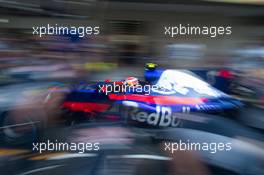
<box><xmin>0</xmin><ymin>106</ymin><xmax>263</xmax><ymax>175</ymax></box>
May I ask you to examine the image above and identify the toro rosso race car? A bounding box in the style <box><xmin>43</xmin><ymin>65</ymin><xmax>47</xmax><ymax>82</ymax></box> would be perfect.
<box><xmin>61</xmin><ymin>64</ymin><xmax>243</xmax><ymax>127</ymax></box>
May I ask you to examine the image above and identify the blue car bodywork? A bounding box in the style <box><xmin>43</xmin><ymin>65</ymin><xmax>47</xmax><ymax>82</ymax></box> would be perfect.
<box><xmin>62</xmin><ymin>69</ymin><xmax>243</xmax><ymax>127</ymax></box>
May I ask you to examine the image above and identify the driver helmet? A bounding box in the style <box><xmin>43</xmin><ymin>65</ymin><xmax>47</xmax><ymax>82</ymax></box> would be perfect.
<box><xmin>145</xmin><ymin>63</ymin><xmax>158</xmax><ymax>71</ymax></box>
<box><xmin>124</xmin><ymin>77</ymin><xmax>139</xmax><ymax>87</ymax></box>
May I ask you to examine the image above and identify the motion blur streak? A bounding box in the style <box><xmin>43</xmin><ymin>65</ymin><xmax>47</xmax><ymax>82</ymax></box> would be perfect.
<box><xmin>0</xmin><ymin>0</ymin><xmax>263</xmax><ymax>175</ymax></box>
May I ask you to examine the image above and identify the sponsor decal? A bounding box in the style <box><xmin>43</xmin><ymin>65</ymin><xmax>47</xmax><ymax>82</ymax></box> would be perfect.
<box><xmin>153</xmin><ymin>70</ymin><xmax>222</xmax><ymax>97</ymax></box>
<box><xmin>129</xmin><ymin>106</ymin><xmax>181</xmax><ymax>127</ymax></box>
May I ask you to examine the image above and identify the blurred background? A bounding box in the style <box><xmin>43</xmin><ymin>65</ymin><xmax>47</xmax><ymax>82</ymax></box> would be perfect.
<box><xmin>0</xmin><ymin>0</ymin><xmax>263</xmax><ymax>175</ymax></box>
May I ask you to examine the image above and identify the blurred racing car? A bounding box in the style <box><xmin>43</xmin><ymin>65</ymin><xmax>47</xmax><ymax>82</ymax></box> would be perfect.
<box><xmin>0</xmin><ymin>66</ymin><xmax>244</xmax><ymax>145</ymax></box>
<box><xmin>61</xmin><ymin>66</ymin><xmax>243</xmax><ymax>127</ymax></box>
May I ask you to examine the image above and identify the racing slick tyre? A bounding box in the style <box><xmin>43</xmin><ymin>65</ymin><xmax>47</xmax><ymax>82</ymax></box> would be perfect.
<box><xmin>0</xmin><ymin>108</ymin><xmax>47</xmax><ymax>147</ymax></box>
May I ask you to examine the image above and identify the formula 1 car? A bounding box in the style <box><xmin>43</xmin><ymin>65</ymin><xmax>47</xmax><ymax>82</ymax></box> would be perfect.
<box><xmin>61</xmin><ymin>65</ymin><xmax>243</xmax><ymax>127</ymax></box>
<box><xmin>0</xmin><ymin>65</ymin><xmax>244</xmax><ymax>146</ymax></box>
